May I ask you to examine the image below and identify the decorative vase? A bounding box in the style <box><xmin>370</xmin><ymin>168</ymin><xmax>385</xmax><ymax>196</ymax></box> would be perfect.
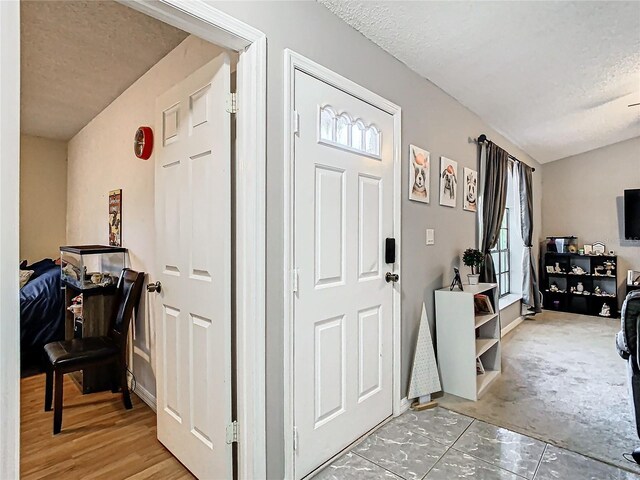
<box><xmin>468</xmin><ymin>273</ymin><xmax>480</xmax><ymax>285</ymax></box>
<box><xmin>577</xmin><ymin>282</ymin><xmax>584</xmax><ymax>293</ymax></box>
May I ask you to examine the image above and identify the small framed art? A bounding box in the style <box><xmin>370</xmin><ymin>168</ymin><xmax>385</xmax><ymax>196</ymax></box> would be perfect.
<box><xmin>109</xmin><ymin>189</ymin><xmax>122</xmax><ymax>247</ymax></box>
<box><xmin>409</xmin><ymin>145</ymin><xmax>430</xmax><ymax>203</ymax></box>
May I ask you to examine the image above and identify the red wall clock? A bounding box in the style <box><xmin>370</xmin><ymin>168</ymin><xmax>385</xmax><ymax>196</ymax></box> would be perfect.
<box><xmin>134</xmin><ymin>126</ymin><xmax>154</xmax><ymax>160</ymax></box>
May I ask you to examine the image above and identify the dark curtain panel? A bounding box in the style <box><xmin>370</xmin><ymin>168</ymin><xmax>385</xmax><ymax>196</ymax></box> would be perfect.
<box><xmin>480</xmin><ymin>142</ymin><xmax>510</xmax><ymax>283</ymax></box>
<box><xmin>518</xmin><ymin>163</ymin><xmax>542</xmax><ymax>313</ymax></box>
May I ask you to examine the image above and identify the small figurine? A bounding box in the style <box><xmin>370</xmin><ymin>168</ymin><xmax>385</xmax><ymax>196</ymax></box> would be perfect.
<box><xmin>450</xmin><ymin>267</ymin><xmax>464</xmax><ymax>291</ymax></box>
<box><xmin>594</xmin><ymin>286</ymin><xmax>601</xmax><ymax>295</ymax></box>
<box><xmin>572</xmin><ymin>266</ymin><xmax>586</xmax><ymax>275</ymax></box>
<box><xmin>555</xmin><ymin>262</ymin><xmax>562</xmax><ymax>273</ymax></box>
<box><xmin>550</xmin><ymin>283</ymin><xmax>559</xmax><ymax>293</ymax></box>
<box><xmin>603</xmin><ymin>260</ymin><xmax>616</xmax><ymax>276</ymax></box>
<box><xmin>600</xmin><ymin>303</ymin><xmax>611</xmax><ymax>317</ymax></box>
<box><xmin>62</xmin><ymin>263</ymin><xmax>79</xmax><ymax>281</ymax></box>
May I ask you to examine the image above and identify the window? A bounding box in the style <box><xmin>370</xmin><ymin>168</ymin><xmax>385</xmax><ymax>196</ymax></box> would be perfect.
<box><xmin>491</xmin><ymin>208</ymin><xmax>510</xmax><ymax>297</ymax></box>
<box><xmin>318</xmin><ymin>105</ymin><xmax>381</xmax><ymax>158</ymax></box>
<box><xmin>480</xmin><ymin>164</ymin><xmax>524</xmax><ymax>308</ymax></box>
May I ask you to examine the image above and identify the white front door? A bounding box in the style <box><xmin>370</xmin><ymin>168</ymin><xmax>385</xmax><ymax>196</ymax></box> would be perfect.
<box><xmin>154</xmin><ymin>53</ymin><xmax>232</xmax><ymax>480</ymax></box>
<box><xmin>293</xmin><ymin>70</ymin><xmax>396</xmax><ymax>479</ymax></box>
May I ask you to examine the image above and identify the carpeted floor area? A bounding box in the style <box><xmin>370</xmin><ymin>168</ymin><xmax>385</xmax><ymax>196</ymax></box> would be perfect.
<box><xmin>438</xmin><ymin>310</ymin><xmax>640</xmax><ymax>474</ymax></box>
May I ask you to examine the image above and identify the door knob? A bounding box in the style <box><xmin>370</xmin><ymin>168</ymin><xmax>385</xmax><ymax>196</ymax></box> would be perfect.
<box><xmin>147</xmin><ymin>281</ymin><xmax>162</xmax><ymax>293</ymax></box>
<box><xmin>385</xmin><ymin>272</ymin><xmax>399</xmax><ymax>283</ymax></box>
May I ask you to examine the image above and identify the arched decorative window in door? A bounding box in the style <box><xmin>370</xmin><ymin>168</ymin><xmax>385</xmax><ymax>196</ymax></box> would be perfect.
<box><xmin>318</xmin><ymin>105</ymin><xmax>382</xmax><ymax>159</ymax></box>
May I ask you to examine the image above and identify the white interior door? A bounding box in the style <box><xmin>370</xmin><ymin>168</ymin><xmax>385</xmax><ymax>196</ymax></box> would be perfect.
<box><xmin>154</xmin><ymin>53</ymin><xmax>232</xmax><ymax>480</ymax></box>
<box><xmin>293</xmin><ymin>70</ymin><xmax>396</xmax><ymax>479</ymax></box>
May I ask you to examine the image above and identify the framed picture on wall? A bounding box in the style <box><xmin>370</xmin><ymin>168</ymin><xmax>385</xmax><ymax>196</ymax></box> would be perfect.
<box><xmin>439</xmin><ymin>156</ymin><xmax>458</xmax><ymax>208</ymax></box>
<box><xmin>109</xmin><ymin>189</ymin><xmax>122</xmax><ymax>247</ymax></box>
<box><xmin>463</xmin><ymin>167</ymin><xmax>477</xmax><ymax>212</ymax></box>
<box><xmin>409</xmin><ymin>144</ymin><xmax>430</xmax><ymax>203</ymax></box>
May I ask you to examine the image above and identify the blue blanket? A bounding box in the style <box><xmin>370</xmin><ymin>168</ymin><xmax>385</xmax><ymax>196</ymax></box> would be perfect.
<box><xmin>20</xmin><ymin>259</ymin><xmax>65</xmax><ymax>353</ymax></box>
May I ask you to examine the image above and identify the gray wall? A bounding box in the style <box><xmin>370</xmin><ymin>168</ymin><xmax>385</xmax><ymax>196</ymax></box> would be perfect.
<box><xmin>542</xmin><ymin>137</ymin><xmax>640</xmax><ymax>305</ymax></box>
<box><xmin>211</xmin><ymin>2</ymin><xmax>543</xmax><ymax>477</ymax></box>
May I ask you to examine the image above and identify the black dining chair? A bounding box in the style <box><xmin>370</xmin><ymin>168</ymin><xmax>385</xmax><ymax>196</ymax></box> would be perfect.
<box><xmin>43</xmin><ymin>268</ymin><xmax>145</xmax><ymax>434</ymax></box>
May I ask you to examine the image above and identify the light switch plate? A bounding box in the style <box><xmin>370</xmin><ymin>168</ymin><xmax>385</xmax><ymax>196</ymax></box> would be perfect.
<box><xmin>426</xmin><ymin>228</ymin><xmax>435</xmax><ymax>245</ymax></box>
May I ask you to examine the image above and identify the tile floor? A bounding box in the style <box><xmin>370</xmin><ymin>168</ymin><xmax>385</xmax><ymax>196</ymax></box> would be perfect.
<box><xmin>314</xmin><ymin>407</ymin><xmax>640</xmax><ymax>480</ymax></box>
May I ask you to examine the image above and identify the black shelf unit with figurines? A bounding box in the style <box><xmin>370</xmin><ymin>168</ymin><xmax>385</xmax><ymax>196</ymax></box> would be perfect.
<box><xmin>542</xmin><ymin>252</ymin><xmax>618</xmax><ymax>318</ymax></box>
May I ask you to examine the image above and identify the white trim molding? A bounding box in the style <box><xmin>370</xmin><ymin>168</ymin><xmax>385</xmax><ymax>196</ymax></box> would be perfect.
<box><xmin>501</xmin><ymin>316</ymin><xmax>524</xmax><ymax>338</ymax></box>
<box><xmin>2</xmin><ymin>2</ymin><xmax>267</xmax><ymax>478</ymax></box>
<box><xmin>283</xmin><ymin>49</ymin><xmax>402</xmax><ymax>480</ymax></box>
<box><xmin>133</xmin><ymin>384</ymin><xmax>157</xmax><ymax>413</ymax></box>
<box><xmin>234</xmin><ymin>32</ymin><xmax>267</xmax><ymax>480</ymax></box>
<box><xmin>499</xmin><ymin>293</ymin><xmax>522</xmax><ymax>311</ymax></box>
<box><xmin>0</xmin><ymin>2</ymin><xmax>21</xmax><ymax>478</ymax></box>
<box><xmin>399</xmin><ymin>397</ymin><xmax>411</xmax><ymax>414</ymax></box>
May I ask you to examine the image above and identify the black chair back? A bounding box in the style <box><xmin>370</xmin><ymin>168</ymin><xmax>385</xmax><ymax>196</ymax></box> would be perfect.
<box><xmin>108</xmin><ymin>269</ymin><xmax>145</xmax><ymax>352</ymax></box>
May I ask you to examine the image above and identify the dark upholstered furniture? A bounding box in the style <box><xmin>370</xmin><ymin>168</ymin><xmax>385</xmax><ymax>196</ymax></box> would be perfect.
<box><xmin>44</xmin><ymin>268</ymin><xmax>144</xmax><ymax>434</ymax></box>
<box><xmin>616</xmin><ymin>290</ymin><xmax>640</xmax><ymax>463</ymax></box>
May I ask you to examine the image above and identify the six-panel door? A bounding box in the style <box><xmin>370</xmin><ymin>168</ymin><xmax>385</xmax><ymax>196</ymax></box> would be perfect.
<box><xmin>293</xmin><ymin>70</ymin><xmax>396</xmax><ymax>479</ymax></box>
<box><xmin>154</xmin><ymin>53</ymin><xmax>232</xmax><ymax>480</ymax></box>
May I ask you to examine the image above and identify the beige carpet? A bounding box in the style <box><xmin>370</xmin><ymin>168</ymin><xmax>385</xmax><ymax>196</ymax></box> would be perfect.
<box><xmin>438</xmin><ymin>310</ymin><xmax>640</xmax><ymax>474</ymax></box>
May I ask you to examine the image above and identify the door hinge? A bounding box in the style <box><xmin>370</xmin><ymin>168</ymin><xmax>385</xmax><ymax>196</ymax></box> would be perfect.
<box><xmin>293</xmin><ymin>426</ymin><xmax>299</xmax><ymax>451</ymax></box>
<box><xmin>226</xmin><ymin>92</ymin><xmax>238</xmax><ymax>114</ymax></box>
<box><xmin>293</xmin><ymin>110</ymin><xmax>300</xmax><ymax>135</ymax></box>
<box><xmin>226</xmin><ymin>420</ymin><xmax>239</xmax><ymax>444</ymax></box>
<box><xmin>292</xmin><ymin>269</ymin><xmax>299</xmax><ymax>293</ymax></box>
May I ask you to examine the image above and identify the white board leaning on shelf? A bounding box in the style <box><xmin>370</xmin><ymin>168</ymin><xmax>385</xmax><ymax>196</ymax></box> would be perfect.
<box><xmin>408</xmin><ymin>303</ymin><xmax>442</xmax><ymax>402</ymax></box>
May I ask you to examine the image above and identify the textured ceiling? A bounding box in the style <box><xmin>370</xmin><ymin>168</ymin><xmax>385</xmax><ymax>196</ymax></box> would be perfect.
<box><xmin>21</xmin><ymin>1</ymin><xmax>188</xmax><ymax>140</ymax></box>
<box><xmin>319</xmin><ymin>1</ymin><xmax>640</xmax><ymax>163</ymax></box>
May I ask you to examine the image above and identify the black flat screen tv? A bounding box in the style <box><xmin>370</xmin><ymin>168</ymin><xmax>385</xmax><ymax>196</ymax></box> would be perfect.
<box><xmin>625</xmin><ymin>189</ymin><xmax>640</xmax><ymax>240</ymax></box>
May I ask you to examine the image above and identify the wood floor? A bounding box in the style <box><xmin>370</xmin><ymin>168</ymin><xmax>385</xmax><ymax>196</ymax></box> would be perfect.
<box><xmin>21</xmin><ymin>374</ymin><xmax>195</xmax><ymax>480</ymax></box>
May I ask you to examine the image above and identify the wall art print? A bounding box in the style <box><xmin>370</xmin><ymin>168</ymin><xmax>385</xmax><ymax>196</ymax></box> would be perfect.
<box><xmin>439</xmin><ymin>156</ymin><xmax>458</xmax><ymax>208</ymax></box>
<box><xmin>463</xmin><ymin>167</ymin><xmax>478</xmax><ymax>212</ymax></box>
<box><xmin>409</xmin><ymin>144</ymin><xmax>430</xmax><ymax>203</ymax></box>
<box><xmin>109</xmin><ymin>189</ymin><xmax>122</xmax><ymax>247</ymax></box>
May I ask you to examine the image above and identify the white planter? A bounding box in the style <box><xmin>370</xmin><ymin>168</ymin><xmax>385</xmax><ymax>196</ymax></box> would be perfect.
<box><xmin>468</xmin><ymin>273</ymin><xmax>480</xmax><ymax>285</ymax></box>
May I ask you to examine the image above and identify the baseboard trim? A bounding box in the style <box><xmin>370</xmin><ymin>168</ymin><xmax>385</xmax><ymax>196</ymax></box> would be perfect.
<box><xmin>501</xmin><ymin>316</ymin><xmax>524</xmax><ymax>338</ymax></box>
<box><xmin>399</xmin><ymin>396</ymin><xmax>411</xmax><ymax>414</ymax></box>
<box><xmin>133</xmin><ymin>382</ymin><xmax>157</xmax><ymax>413</ymax></box>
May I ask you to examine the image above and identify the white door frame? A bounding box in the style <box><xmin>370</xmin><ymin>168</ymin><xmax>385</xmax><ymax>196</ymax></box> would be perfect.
<box><xmin>283</xmin><ymin>49</ymin><xmax>402</xmax><ymax>479</ymax></box>
<box><xmin>0</xmin><ymin>1</ymin><xmax>267</xmax><ymax>478</ymax></box>
<box><xmin>0</xmin><ymin>2</ymin><xmax>21</xmax><ymax>478</ymax></box>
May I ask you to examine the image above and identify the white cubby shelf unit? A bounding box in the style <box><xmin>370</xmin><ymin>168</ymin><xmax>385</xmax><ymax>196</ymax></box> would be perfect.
<box><xmin>435</xmin><ymin>283</ymin><xmax>501</xmax><ymax>401</ymax></box>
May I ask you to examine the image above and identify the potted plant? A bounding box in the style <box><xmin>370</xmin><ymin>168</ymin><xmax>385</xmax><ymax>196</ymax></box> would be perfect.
<box><xmin>463</xmin><ymin>248</ymin><xmax>484</xmax><ymax>285</ymax></box>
